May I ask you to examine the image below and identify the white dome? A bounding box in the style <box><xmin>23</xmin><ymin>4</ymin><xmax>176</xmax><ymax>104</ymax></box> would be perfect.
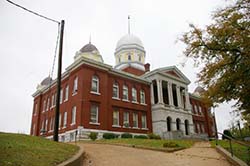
<box><xmin>116</xmin><ymin>34</ymin><xmax>144</xmax><ymax>52</ymax></box>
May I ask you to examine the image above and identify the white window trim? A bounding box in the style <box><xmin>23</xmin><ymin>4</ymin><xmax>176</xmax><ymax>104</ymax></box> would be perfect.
<box><xmin>71</xmin><ymin>106</ymin><xmax>76</xmax><ymax>125</ymax></box>
<box><xmin>64</xmin><ymin>85</ymin><xmax>69</xmax><ymax>102</ymax></box>
<box><xmin>122</xmin><ymin>85</ymin><xmax>129</xmax><ymax>101</ymax></box>
<box><xmin>60</xmin><ymin>89</ymin><xmax>63</xmax><ymax>104</ymax></box>
<box><xmin>112</xmin><ymin>83</ymin><xmax>119</xmax><ymax>99</ymax></box>
<box><xmin>113</xmin><ymin>110</ymin><xmax>119</xmax><ymax>126</ymax></box>
<box><xmin>140</xmin><ymin>90</ymin><xmax>146</xmax><ymax>105</ymax></box>
<box><xmin>91</xmin><ymin>75</ymin><xmax>100</xmax><ymax>94</ymax></box>
<box><xmin>141</xmin><ymin>114</ymin><xmax>147</xmax><ymax>129</ymax></box>
<box><xmin>132</xmin><ymin>113</ymin><xmax>138</xmax><ymax>128</ymax></box>
<box><xmin>132</xmin><ymin>87</ymin><xmax>137</xmax><ymax>102</ymax></box>
<box><xmin>123</xmin><ymin>112</ymin><xmax>130</xmax><ymax>128</ymax></box>
<box><xmin>63</xmin><ymin>112</ymin><xmax>67</xmax><ymax>128</ymax></box>
<box><xmin>72</xmin><ymin>77</ymin><xmax>78</xmax><ymax>95</ymax></box>
<box><xmin>90</xmin><ymin>105</ymin><xmax>99</xmax><ymax>124</ymax></box>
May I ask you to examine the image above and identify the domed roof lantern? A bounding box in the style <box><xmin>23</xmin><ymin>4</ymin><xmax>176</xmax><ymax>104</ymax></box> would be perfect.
<box><xmin>74</xmin><ymin>38</ymin><xmax>104</xmax><ymax>63</ymax></box>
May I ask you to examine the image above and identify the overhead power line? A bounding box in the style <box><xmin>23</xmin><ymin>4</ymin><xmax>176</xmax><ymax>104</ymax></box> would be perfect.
<box><xmin>6</xmin><ymin>0</ymin><xmax>60</xmax><ymax>24</ymax></box>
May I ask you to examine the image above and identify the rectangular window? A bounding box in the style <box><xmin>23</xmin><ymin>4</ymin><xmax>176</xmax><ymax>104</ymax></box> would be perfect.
<box><xmin>113</xmin><ymin>110</ymin><xmax>119</xmax><ymax>126</ymax></box>
<box><xmin>132</xmin><ymin>88</ymin><xmax>137</xmax><ymax>102</ymax></box>
<box><xmin>123</xmin><ymin>112</ymin><xmax>129</xmax><ymax>127</ymax></box>
<box><xmin>33</xmin><ymin>124</ymin><xmax>36</xmax><ymax>136</ymax></box>
<box><xmin>140</xmin><ymin>90</ymin><xmax>145</xmax><ymax>104</ymax></box>
<box><xmin>90</xmin><ymin>105</ymin><xmax>99</xmax><ymax>123</ymax></box>
<box><xmin>43</xmin><ymin>100</ymin><xmax>46</xmax><ymax>112</ymax></box>
<box><xmin>49</xmin><ymin>117</ymin><xmax>53</xmax><ymax>131</ymax></box>
<box><xmin>141</xmin><ymin>114</ymin><xmax>147</xmax><ymax>129</ymax></box>
<box><xmin>71</xmin><ymin>106</ymin><xmax>76</xmax><ymax>125</ymax></box>
<box><xmin>133</xmin><ymin>113</ymin><xmax>138</xmax><ymax>128</ymax></box>
<box><xmin>60</xmin><ymin>89</ymin><xmax>63</xmax><ymax>104</ymax></box>
<box><xmin>45</xmin><ymin>119</ymin><xmax>48</xmax><ymax>131</ymax></box>
<box><xmin>199</xmin><ymin>106</ymin><xmax>203</xmax><ymax>116</ymax></box>
<box><xmin>73</xmin><ymin>77</ymin><xmax>78</xmax><ymax>94</ymax></box>
<box><xmin>91</xmin><ymin>76</ymin><xmax>99</xmax><ymax>93</ymax></box>
<box><xmin>46</xmin><ymin>98</ymin><xmax>50</xmax><ymax>111</ymax></box>
<box><xmin>63</xmin><ymin>112</ymin><xmax>67</xmax><ymax>128</ymax></box>
<box><xmin>51</xmin><ymin>94</ymin><xmax>54</xmax><ymax>108</ymax></box>
<box><xmin>112</xmin><ymin>83</ymin><xmax>119</xmax><ymax>98</ymax></box>
<box><xmin>123</xmin><ymin>85</ymin><xmax>128</xmax><ymax>100</ymax></box>
<box><xmin>65</xmin><ymin>85</ymin><xmax>69</xmax><ymax>101</ymax></box>
<box><xmin>59</xmin><ymin>113</ymin><xmax>61</xmax><ymax>129</ymax></box>
<box><xmin>53</xmin><ymin>93</ymin><xmax>57</xmax><ymax>107</ymax></box>
<box><xmin>34</xmin><ymin>103</ymin><xmax>37</xmax><ymax>115</ymax></box>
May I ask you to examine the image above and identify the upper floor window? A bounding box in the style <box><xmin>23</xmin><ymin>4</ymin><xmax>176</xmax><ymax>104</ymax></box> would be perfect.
<box><xmin>45</xmin><ymin>119</ymin><xmax>48</xmax><ymax>132</ymax></box>
<box><xmin>198</xmin><ymin>106</ymin><xmax>203</xmax><ymax>116</ymax></box>
<box><xmin>128</xmin><ymin>53</ymin><xmax>131</xmax><ymax>60</ymax></box>
<box><xmin>51</xmin><ymin>94</ymin><xmax>54</xmax><ymax>108</ymax></box>
<box><xmin>73</xmin><ymin>77</ymin><xmax>78</xmax><ymax>95</ymax></box>
<box><xmin>132</xmin><ymin>87</ymin><xmax>137</xmax><ymax>102</ymax></box>
<box><xmin>140</xmin><ymin>90</ymin><xmax>145</xmax><ymax>104</ymax></box>
<box><xmin>60</xmin><ymin>89</ymin><xmax>63</xmax><ymax>104</ymax></box>
<box><xmin>123</xmin><ymin>85</ymin><xmax>128</xmax><ymax>101</ymax></box>
<box><xmin>90</xmin><ymin>105</ymin><xmax>99</xmax><ymax>124</ymax></box>
<box><xmin>33</xmin><ymin>103</ymin><xmax>37</xmax><ymax>115</ymax></box>
<box><xmin>64</xmin><ymin>85</ymin><xmax>69</xmax><ymax>101</ymax></box>
<box><xmin>133</xmin><ymin>113</ymin><xmax>138</xmax><ymax>128</ymax></box>
<box><xmin>46</xmin><ymin>98</ymin><xmax>50</xmax><ymax>111</ymax></box>
<box><xmin>112</xmin><ymin>82</ymin><xmax>119</xmax><ymax>99</ymax></box>
<box><xmin>141</xmin><ymin>114</ymin><xmax>147</xmax><ymax>129</ymax></box>
<box><xmin>91</xmin><ymin>75</ymin><xmax>99</xmax><ymax>93</ymax></box>
<box><xmin>113</xmin><ymin>110</ymin><xmax>119</xmax><ymax>126</ymax></box>
<box><xmin>43</xmin><ymin>100</ymin><xmax>46</xmax><ymax>112</ymax></box>
<box><xmin>71</xmin><ymin>106</ymin><xmax>76</xmax><ymax>125</ymax></box>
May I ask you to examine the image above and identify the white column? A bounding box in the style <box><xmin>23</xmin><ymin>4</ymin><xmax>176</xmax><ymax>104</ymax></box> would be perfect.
<box><xmin>176</xmin><ymin>85</ymin><xmax>182</xmax><ymax>108</ymax></box>
<box><xmin>167</xmin><ymin>82</ymin><xmax>174</xmax><ymax>106</ymax></box>
<box><xmin>150</xmin><ymin>83</ymin><xmax>155</xmax><ymax>104</ymax></box>
<box><xmin>157</xmin><ymin>79</ymin><xmax>163</xmax><ymax>104</ymax></box>
<box><xmin>185</xmin><ymin>89</ymin><xmax>191</xmax><ymax>111</ymax></box>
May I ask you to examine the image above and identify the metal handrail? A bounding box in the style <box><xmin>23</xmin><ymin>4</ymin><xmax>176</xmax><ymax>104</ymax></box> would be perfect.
<box><xmin>216</xmin><ymin>132</ymin><xmax>250</xmax><ymax>165</ymax></box>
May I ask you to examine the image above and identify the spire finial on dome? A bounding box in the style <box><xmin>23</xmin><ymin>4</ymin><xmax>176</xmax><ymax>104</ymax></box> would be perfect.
<box><xmin>89</xmin><ymin>34</ymin><xmax>91</xmax><ymax>44</ymax></box>
<box><xmin>128</xmin><ymin>15</ymin><xmax>130</xmax><ymax>34</ymax></box>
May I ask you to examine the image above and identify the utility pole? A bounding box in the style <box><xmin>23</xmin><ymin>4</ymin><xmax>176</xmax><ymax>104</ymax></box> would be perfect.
<box><xmin>53</xmin><ymin>20</ymin><xmax>65</xmax><ymax>142</ymax></box>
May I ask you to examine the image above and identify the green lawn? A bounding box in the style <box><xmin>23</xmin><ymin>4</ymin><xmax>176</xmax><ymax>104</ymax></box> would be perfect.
<box><xmin>0</xmin><ymin>132</ymin><xmax>79</xmax><ymax>166</ymax></box>
<box><xmin>211</xmin><ymin>140</ymin><xmax>250</xmax><ymax>164</ymax></box>
<box><xmin>94</xmin><ymin>138</ymin><xmax>194</xmax><ymax>151</ymax></box>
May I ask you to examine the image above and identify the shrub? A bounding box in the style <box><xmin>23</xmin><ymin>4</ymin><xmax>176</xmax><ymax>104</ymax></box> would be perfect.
<box><xmin>103</xmin><ymin>133</ymin><xmax>116</xmax><ymax>139</ymax></box>
<box><xmin>134</xmin><ymin>135</ymin><xmax>148</xmax><ymax>139</ymax></box>
<box><xmin>89</xmin><ymin>132</ymin><xmax>98</xmax><ymax>141</ymax></box>
<box><xmin>163</xmin><ymin>142</ymin><xmax>180</xmax><ymax>148</ymax></box>
<box><xmin>121</xmin><ymin>133</ymin><xmax>133</xmax><ymax>138</ymax></box>
<box><xmin>147</xmin><ymin>133</ymin><xmax>161</xmax><ymax>140</ymax></box>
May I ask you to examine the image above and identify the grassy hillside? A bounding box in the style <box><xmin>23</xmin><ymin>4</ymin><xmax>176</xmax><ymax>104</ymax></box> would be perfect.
<box><xmin>0</xmin><ymin>132</ymin><xmax>79</xmax><ymax>166</ymax></box>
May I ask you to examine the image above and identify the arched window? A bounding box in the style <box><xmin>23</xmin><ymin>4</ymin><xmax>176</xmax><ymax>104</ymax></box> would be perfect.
<box><xmin>176</xmin><ymin>118</ymin><xmax>181</xmax><ymax>131</ymax></box>
<box><xmin>112</xmin><ymin>82</ymin><xmax>119</xmax><ymax>98</ymax></box>
<box><xmin>128</xmin><ymin>53</ymin><xmax>131</xmax><ymax>60</ymax></box>
<box><xmin>185</xmin><ymin>120</ymin><xmax>189</xmax><ymax>135</ymax></box>
<box><xmin>91</xmin><ymin>75</ymin><xmax>99</xmax><ymax>93</ymax></box>
<box><xmin>167</xmin><ymin>116</ymin><xmax>172</xmax><ymax>131</ymax></box>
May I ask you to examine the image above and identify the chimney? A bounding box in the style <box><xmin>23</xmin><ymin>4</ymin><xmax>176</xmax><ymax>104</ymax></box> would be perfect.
<box><xmin>144</xmin><ymin>63</ymin><xmax>150</xmax><ymax>72</ymax></box>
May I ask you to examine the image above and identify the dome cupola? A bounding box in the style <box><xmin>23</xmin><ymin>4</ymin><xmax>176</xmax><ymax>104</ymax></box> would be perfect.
<box><xmin>74</xmin><ymin>41</ymin><xmax>103</xmax><ymax>63</ymax></box>
<box><xmin>114</xmin><ymin>17</ymin><xmax>146</xmax><ymax>71</ymax></box>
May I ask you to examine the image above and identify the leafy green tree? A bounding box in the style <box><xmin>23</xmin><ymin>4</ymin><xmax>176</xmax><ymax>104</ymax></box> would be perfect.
<box><xmin>181</xmin><ymin>0</ymin><xmax>250</xmax><ymax>116</ymax></box>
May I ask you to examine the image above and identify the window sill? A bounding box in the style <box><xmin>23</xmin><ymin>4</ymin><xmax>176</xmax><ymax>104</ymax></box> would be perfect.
<box><xmin>70</xmin><ymin>123</ymin><xmax>75</xmax><ymax>126</ymax></box>
<box><xmin>122</xmin><ymin>126</ymin><xmax>131</xmax><ymax>129</ymax></box>
<box><xmin>89</xmin><ymin>122</ymin><xmax>100</xmax><ymax>125</ymax></box>
<box><xmin>90</xmin><ymin>91</ymin><xmax>101</xmax><ymax>95</ymax></box>
<box><xmin>64</xmin><ymin>99</ymin><xmax>68</xmax><ymax>102</ymax></box>
<box><xmin>112</xmin><ymin>97</ymin><xmax>120</xmax><ymax>100</ymax></box>
<box><xmin>112</xmin><ymin>125</ymin><xmax>121</xmax><ymax>128</ymax></box>
<box><xmin>132</xmin><ymin>127</ymin><xmax>140</xmax><ymax>129</ymax></box>
<box><xmin>132</xmin><ymin>101</ymin><xmax>139</xmax><ymax>104</ymax></box>
<box><xmin>122</xmin><ymin>99</ymin><xmax>130</xmax><ymax>102</ymax></box>
<box><xmin>72</xmin><ymin>92</ymin><xmax>77</xmax><ymax>96</ymax></box>
<box><xmin>62</xmin><ymin>126</ymin><xmax>66</xmax><ymax>129</ymax></box>
<box><xmin>141</xmin><ymin>128</ymin><xmax>148</xmax><ymax>130</ymax></box>
<box><xmin>140</xmin><ymin>103</ymin><xmax>147</xmax><ymax>106</ymax></box>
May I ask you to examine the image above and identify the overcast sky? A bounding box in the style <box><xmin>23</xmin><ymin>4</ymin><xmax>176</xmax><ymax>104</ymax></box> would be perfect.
<box><xmin>0</xmin><ymin>0</ymin><xmax>236</xmax><ymax>134</ymax></box>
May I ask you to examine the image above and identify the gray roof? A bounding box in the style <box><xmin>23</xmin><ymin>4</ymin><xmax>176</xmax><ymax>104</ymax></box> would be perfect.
<box><xmin>80</xmin><ymin>42</ymin><xmax>99</xmax><ymax>53</ymax></box>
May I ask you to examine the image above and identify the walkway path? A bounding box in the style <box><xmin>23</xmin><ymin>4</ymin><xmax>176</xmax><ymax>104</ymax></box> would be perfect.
<box><xmin>80</xmin><ymin>141</ymin><xmax>233</xmax><ymax>166</ymax></box>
